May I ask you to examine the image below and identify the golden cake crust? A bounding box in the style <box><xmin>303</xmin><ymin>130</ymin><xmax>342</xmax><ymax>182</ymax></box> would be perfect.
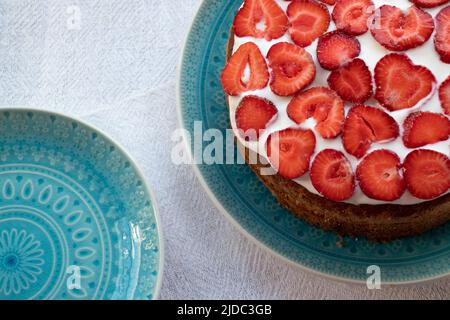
<box><xmin>226</xmin><ymin>32</ymin><xmax>450</xmax><ymax>242</ymax></box>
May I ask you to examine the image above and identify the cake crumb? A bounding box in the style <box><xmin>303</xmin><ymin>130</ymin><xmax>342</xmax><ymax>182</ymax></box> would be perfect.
<box><xmin>336</xmin><ymin>236</ymin><xmax>345</xmax><ymax>248</ymax></box>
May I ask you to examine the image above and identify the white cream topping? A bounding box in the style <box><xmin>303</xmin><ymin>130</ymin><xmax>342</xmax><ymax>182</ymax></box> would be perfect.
<box><xmin>228</xmin><ymin>0</ymin><xmax>450</xmax><ymax>205</ymax></box>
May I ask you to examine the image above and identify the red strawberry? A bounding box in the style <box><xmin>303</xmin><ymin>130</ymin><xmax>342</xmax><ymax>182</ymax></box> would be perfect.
<box><xmin>235</xmin><ymin>96</ymin><xmax>278</xmax><ymax>141</ymax></box>
<box><xmin>233</xmin><ymin>0</ymin><xmax>289</xmax><ymax>40</ymax></box>
<box><xmin>266</xmin><ymin>128</ymin><xmax>316</xmax><ymax>179</ymax></box>
<box><xmin>318</xmin><ymin>0</ymin><xmax>336</xmax><ymax>5</ymax></box>
<box><xmin>317</xmin><ymin>31</ymin><xmax>361</xmax><ymax>70</ymax></box>
<box><xmin>310</xmin><ymin>149</ymin><xmax>355</xmax><ymax>201</ymax></box>
<box><xmin>374</xmin><ymin>54</ymin><xmax>436</xmax><ymax>111</ymax></box>
<box><xmin>356</xmin><ymin>150</ymin><xmax>406</xmax><ymax>201</ymax></box>
<box><xmin>435</xmin><ymin>6</ymin><xmax>450</xmax><ymax>64</ymax></box>
<box><xmin>439</xmin><ymin>76</ymin><xmax>450</xmax><ymax>115</ymax></box>
<box><xmin>267</xmin><ymin>42</ymin><xmax>316</xmax><ymax>96</ymax></box>
<box><xmin>370</xmin><ymin>5</ymin><xmax>434</xmax><ymax>51</ymax></box>
<box><xmin>343</xmin><ymin>105</ymin><xmax>399</xmax><ymax>158</ymax></box>
<box><xmin>332</xmin><ymin>0</ymin><xmax>374</xmax><ymax>36</ymax></box>
<box><xmin>287</xmin><ymin>0</ymin><xmax>330</xmax><ymax>48</ymax></box>
<box><xmin>403</xmin><ymin>149</ymin><xmax>450</xmax><ymax>199</ymax></box>
<box><xmin>402</xmin><ymin>112</ymin><xmax>450</xmax><ymax>148</ymax></box>
<box><xmin>287</xmin><ymin>87</ymin><xmax>344</xmax><ymax>139</ymax></box>
<box><xmin>221</xmin><ymin>42</ymin><xmax>269</xmax><ymax>96</ymax></box>
<box><xmin>327</xmin><ymin>58</ymin><xmax>373</xmax><ymax>103</ymax></box>
<box><xmin>410</xmin><ymin>0</ymin><xmax>450</xmax><ymax>8</ymax></box>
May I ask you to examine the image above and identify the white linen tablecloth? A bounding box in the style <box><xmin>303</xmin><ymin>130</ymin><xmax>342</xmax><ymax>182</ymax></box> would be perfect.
<box><xmin>0</xmin><ymin>0</ymin><xmax>449</xmax><ymax>299</ymax></box>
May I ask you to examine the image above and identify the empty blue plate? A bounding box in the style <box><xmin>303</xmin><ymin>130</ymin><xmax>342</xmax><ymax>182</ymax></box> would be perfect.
<box><xmin>0</xmin><ymin>108</ymin><xmax>162</xmax><ymax>300</ymax></box>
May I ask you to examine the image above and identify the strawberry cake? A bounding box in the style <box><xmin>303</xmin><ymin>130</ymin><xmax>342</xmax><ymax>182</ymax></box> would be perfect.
<box><xmin>221</xmin><ymin>0</ymin><xmax>450</xmax><ymax>241</ymax></box>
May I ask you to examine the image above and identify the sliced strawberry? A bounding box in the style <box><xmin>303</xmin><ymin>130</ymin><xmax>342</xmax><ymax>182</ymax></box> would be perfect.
<box><xmin>266</xmin><ymin>128</ymin><xmax>316</xmax><ymax>179</ymax></box>
<box><xmin>318</xmin><ymin>0</ymin><xmax>336</xmax><ymax>5</ymax></box>
<box><xmin>287</xmin><ymin>0</ymin><xmax>330</xmax><ymax>48</ymax></box>
<box><xmin>435</xmin><ymin>6</ymin><xmax>450</xmax><ymax>64</ymax></box>
<box><xmin>332</xmin><ymin>0</ymin><xmax>374</xmax><ymax>36</ymax></box>
<box><xmin>316</xmin><ymin>31</ymin><xmax>361</xmax><ymax>70</ymax></box>
<box><xmin>221</xmin><ymin>42</ymin><xmax>269</xmax><ymax>96</ymax></box>
<box><xmin>235</xmin><ymin>96</ymin><xmax>278</xmax><ymax>141</ymax></box>
<box><xmin>233</xmin><ymin>0</ymin><xmax>289</xmax><ymax>40</ymax></box>
<box><xmin>374</xmin><ymin>54</ymin><xmax>436</xmax><ymax>111</ymax></box>
<box><xmin>403</xmin><ymin>149</ymin><xmax>450</xmax><ymax>199</ymax></box>
<box><xmin>402</xmin><ymin>112</ymin><xmax>450</xmax><ymax>148</ymax></box>
<box><xmin>343</xmin><ymin>105</ymin><xmax>399</xmax><ymax>158</ymax></box>
<box><xmin>310</xmin><ymin>149</ymin><xmax>355</xmax><ymax>201</ymax></box>
<box><xmin>439</xmin><ymin>76</ymin><xmax>450</xmax><ymax>115</ymax></box>
<box><xmin>410</xmin><ymin>0</ymin><xmax>450</xmax><ymax>8</ymax></box>
<box><xmin>327</xmin><ymin>58</ymin><xmax>373</xmax><ymax>103</ymax></box>
<box><xmin>356</xmin><ymin>150</ymin><xmax>406</xmax><ymax>201</ymax></box>
<box><xmin>370</xmin><ymin>5</ymin><xmax>434</xmax><ymax>51</ymax></box>
<box><xmin>287</xmin><ymin>87</ymin><xmax>344</xmax><ymax>139</ymax></box>
<box><xmin>267</xmin><ymin>42</ymin><xmax>316</xmax><ymax>96</ymax></box>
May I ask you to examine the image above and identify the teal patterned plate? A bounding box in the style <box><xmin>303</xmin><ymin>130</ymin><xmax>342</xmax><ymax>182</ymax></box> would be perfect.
<box><xmin>0</xmin><ymin>108</ymin><xmax>162</xmax><ymax>300</ymax></box>
<box><xmin>177</xmin><ymin>0</ymin><xmax>450</xmax><ymax>284</ymax></box>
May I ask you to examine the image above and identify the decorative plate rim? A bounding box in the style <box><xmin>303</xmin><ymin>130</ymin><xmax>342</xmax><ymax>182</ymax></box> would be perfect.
<box><xmin>176</xmin><ymin>0</ymin><xmax>450</xmax><ymax>286</ymax></box>
<box><xmin>0</xmin><ymin>106</ymin><xmax>164</xmax><ymax>300</ymax></box>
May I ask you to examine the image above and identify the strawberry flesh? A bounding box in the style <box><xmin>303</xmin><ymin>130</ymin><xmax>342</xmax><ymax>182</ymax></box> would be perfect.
<box><xmin>317</xmin><ymin>31</ymin><xmax>361</xmax><ymax>70</ymax></box>
<box><xmin>267</xmin><ymin>128</ymin><xmax>316</xmax><ymax>179</ymax></box>
<box><xmin>435</xmin><ymin>6</ymin><xmax>450</xmax><ymax>64</ymax></box>
<box><xmin>439</xmin><ymin>76</ymin><xmax>450</xmax><ymax>115</ymax></box>
<box><xmin>287</xmin><ymin>87</ymin><xmax>344</xmax><ymax>139</ymax></box>
<box><xmin>403</xmin><ymin>150</ymin><xmax>450</xmax><ymax>199</ymax></box>
<box><xmin>221</xmin><ymin>42</ymin><xmax>269</xmax><ymax>96</ymax></box>
<box><xmin>374</xmin><ymin>53</ymin><xmax>436</xmax><ymax>111</ymax></box>
<box><xmin>267</xmin><ymin>42</ymin><xmax>316</xmax><ymax>96</ymax></box>
<box><xmin>332</xmin><ymin>0</ymin><xmax>374</xmax><ymax>36</ymax></box>
<box><xmin>287</xmin><ymin>0</ymin><xmax>330</xmax><ymax>48</ymax></box>
<box><xmin>310</xmin><ymin>149</ymin><xmax>355</xmax><ymax>201</ymax></box>
<box><xmin>370</xmin><ymin>5</ymin><xmax>434</xmax><ymax>51</ymax></box>
<box><xmin>318</xmin><ymin>0</ymin><xmax>336</xmax><ymax>5</ymax></box>
<box><xmin>402</xmin><ymin>112</ymin><xmax>450</xmax><ymax>148</ymax></box>
<box><xmin>410</xmin><ymin>0</ymin><xmax>450</xmax><ymax>8</ymax></box>
<box><xmin>356</xmin><ymin>150</ymin><xmax>406</xmax><ymax>201</ymax></box>
<box><xmin>343</xmin><ymin>105</ymin><xmax>399</xmax><ymax>158</ymax></box>
<box><xmin>235</xmin><ymin>96</ymin><xmax>278</xmax><ymax>141</ymax></box>
<box><xmin>328</xmin><ymin>58</ymin><xmax>373</xmax><ymax>103</ymax></box>
<box><xmin>233</xmin><ymin>0</ymin><xmax>289</xmax><ymax>40</ymax></box>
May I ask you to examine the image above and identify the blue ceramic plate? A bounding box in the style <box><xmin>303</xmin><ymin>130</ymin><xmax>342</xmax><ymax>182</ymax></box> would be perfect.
<box><xmin>0</xmin><ymin>108</ymin><xmax>162</xmax><ymax>300</ymax></box>
<box><xmin>177</xmin><ymin>0</ymin><xmax>450</xmax><ymax>284</ymax></box>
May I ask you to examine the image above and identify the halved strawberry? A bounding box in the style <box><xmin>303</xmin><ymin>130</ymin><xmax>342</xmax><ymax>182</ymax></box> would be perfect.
<box><xmin>310</xmin><ymin>149</ymin><xmax>355</xmax><ymax>201</ymax></box>
<box><xmin>356</xmin><ymin>150</ymin><xmax>406</xmax><ymax>201</ymax></box>
<box><xmin>327</xmin><ymin>58</ymin><xmax>373</xmax><ymax>103</ymax></box>
<box><xmin>435</xmin><ymin>6</ymin><xmax>450</xmax><ymax>64</ymax></box>
<box><xmin>410</xmin><ymin>0</ymin><xmax>450</xmax><ymax>8</ymax></box>
<box><xmin>439</xmin><ymin>76</ymin><xmax>450</xmax><ymax>115</ymax></box>
<box><xmin>318</xmin><ymin>0</ymin><xmax>336</xmax><ymax>5</ymax></box>
<box><xmin>332</xmin><ymin>0</ymin><xmax>374</xmax><ymax>36</ymax></box>
<box><xmin>287</xmin><ymin>0</ymin><xmax>330</xmax><ymax>48</ymax></box>
<box><xmin>267</xmin><ymin>42</ymin><xmax>316</xmax><ymax>96</ymax></box>
<box><xmin>221</xmin><ymin>42</ymin><xmax>269</xmax><ymax>96</ymax></box>
<box><xmin>233</xmin><ymin>0</ymin><xmax>289</xmax><ymax>40</ymax></box>
<box><xmin>343</xmin><ymin>105</ymin><xmax>399</xmax><ymax>158</ymax></box>
<box><xmin>402</xmin><ymin>112</ymin><xmax>450</xmax><ymax>148</ymax></box>
<box><xmin>370</xmin><ymin>5</ymin><xmax>434</xmax><ymax>51</ymax></box>
<box><xmin>317</xmin><ymin>31</ymin><xmax>361</xmax><ymax>70</ymax></box>
<box><xmin>287</xmin><ymin>87</ymin><xmax>344</xmax><ymax>139</ymax></box>
<box><xmin>403</xmin><ymin>149</ymin><xmax>450</xmax><ymax>199</ymax></box>
<box><xmin>266</xmin><ymin>128</ymin><xmax>316</xmax><ymax>179</ymax></box>
<box><xmin>235</xmin><ymin>96</ymin><xmax>278</xmax><ymax>141</ymax></box>
<box><xmin>374</xmin><ymin>54</ymin><xmax>436</xmax><ymax>111</ymax></box>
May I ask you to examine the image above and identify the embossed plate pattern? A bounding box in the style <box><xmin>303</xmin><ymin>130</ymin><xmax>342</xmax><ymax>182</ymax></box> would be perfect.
<box><xmin>0</xmin><ymin>108</ymin><xmax>162</xmax><ymax>300</ymax></box>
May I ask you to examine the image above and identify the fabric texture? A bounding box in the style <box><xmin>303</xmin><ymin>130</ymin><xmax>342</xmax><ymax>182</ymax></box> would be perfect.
<box><xmin>0</xmin><ymin>0</ymin><xmax>448</xmax><ymax>299</ymax></box>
